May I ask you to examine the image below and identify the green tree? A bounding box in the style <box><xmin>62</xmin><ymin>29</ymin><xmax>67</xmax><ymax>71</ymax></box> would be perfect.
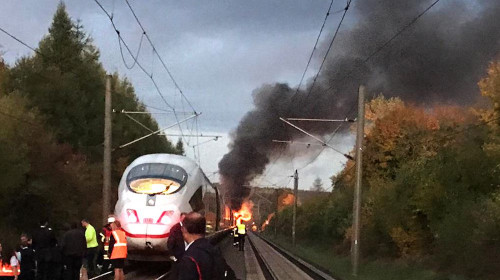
<box><xmin>0</xmin><ymin>94</ymin><xmax>97</xmax><ymax>232</ymax></box>
<box><xmin>310</xmin><ymin>177</ymin><xmax>324</xmax><ymax>192</ymax></box>
<box><xmin>7</xmin><ymin>3</ymin><xmax>178</xmax><ymax>162</ymax></box>
<box><xmin>175</xmin><ymin>139</ymin><xmax>185</xmax><ymax>155</ymax></box>
<box><xmin>8</xmin><ymin>3</ymin><xmax>105</xmax><ymax>152</ymax></box>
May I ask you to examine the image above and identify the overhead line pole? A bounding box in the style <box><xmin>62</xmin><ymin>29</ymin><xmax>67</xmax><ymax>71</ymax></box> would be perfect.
<box><xmin>103</xmin><ymin>75</ymin><xmax>112</xmax><ymax>223</ymax></box>
<box><xmin>292</xmin><ymin>170</ymin><xmax>298</xmax><ymax>247</ymax></box>
<box><xmin>351</xmin><ymin>85</ymin><xmax>366</xmax><ymax>276</ymax></box>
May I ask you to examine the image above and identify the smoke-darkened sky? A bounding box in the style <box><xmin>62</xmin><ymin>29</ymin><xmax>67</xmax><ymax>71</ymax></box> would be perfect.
<box><xmin>1</xmin><ymin>1</ymin><xmax>498</xmax><ymax>203</ymax></box>
<box><xmin>218</xmin><ymin>0</ymin><xmax>500</xmax><ymax>208</ymax></box>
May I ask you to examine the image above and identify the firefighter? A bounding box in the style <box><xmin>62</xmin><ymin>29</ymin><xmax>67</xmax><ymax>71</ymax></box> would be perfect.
<box><xmin>99</xmin><ymin>216</ymin><xmax>114</xmax><ymax>273</ymax></box>
<box><xmin>236</xmin><ymin>222</ymin><xmax>246</xmax><ymax>252</ymax></box>
<box><xmin>232</xmin><ymin>227</ymin><xmax>239</xmax><ymax>246</ymax></box>
<box><xmin>109</xmin><ymin>221</ymin><xmax>127</xmax><ymax>280</ymax></box>
<box><xmin>0</xmin><ymin>242</ymin><xmax>20</xmax><ymax>280</ymax></box>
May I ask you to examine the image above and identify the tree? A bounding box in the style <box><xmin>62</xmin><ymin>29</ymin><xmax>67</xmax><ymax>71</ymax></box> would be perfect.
<box><xmin>8</xmin><ymin>3</ymin><xmax>105</xmax><ymax>152</ymax></box>
<box><xmin>0</xmin><ymin>94</ymin><xmax>98</xmax><ymax>232</ymax></box>
<box><xmin>1</xmin><ymin>3</ymin><xmax>180</xmax><ymax>233</ymax></box>
<box><xmin>478</xmin><ymin>60</ymin><xmax>500</xmax><ymax>159</ymax></box>
<box><xmin>175</xmin><ymin>138</ymin><xmax>185</xmax><ymax>155</ymax></box>
<box><xmin>310</xmin><ymin>177</ymin><xmax>324</xmax><ymax>192</ymax></box>
<box><xmin>7</xmin><ymin>3</ymin><xmax>178</xmax><ymax>163</ymax></box>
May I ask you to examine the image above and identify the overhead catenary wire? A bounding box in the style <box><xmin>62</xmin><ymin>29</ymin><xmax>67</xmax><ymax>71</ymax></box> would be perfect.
<box><xmin>293</xmin><ymin>0</ymin><xmax>444</xmax><ymax>171</ymax></box>
<box><xmin>118</xmin><ymin>31</ymin><xmax>145</xmax><ymax>70</ymax></box>
<box><xmin>304</xmin><ymin>0</ymin><xmax>352</xmax><ymax>99</ymax></box>
<box><xmin>0</xmin><ymin>26</ymin><xmax>38</xmax><ymax>53</ymax></box>
<box><xmin>258</xmin><ymin>0</ymin><xmax>348</xmax><ymax>185</ymax></box>
<box><xmin>123</xmin><ymin>0</ymin><xmax>197</xmax><ymax>114</ymax></box>
<box><xmin>294</xmin><ymin>0</ymin><xmax>335</xmax><ymax>93</ymax></box>
<box><xmin>93</xmin><ymin>0</ymin><xmax>192</xmax><ymax>144</ymax></box>
<box><xmin>123</xmin><ymin>0</ymin><xmax>200</xmax><ymax>153</ymax></box>
<box><xmin>322</xmin><ymin>0</ymin><xmax>443</xmax><ymax>94</ymax></box>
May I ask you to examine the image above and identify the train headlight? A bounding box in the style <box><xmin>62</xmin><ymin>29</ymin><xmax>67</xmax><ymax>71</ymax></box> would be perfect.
<box><xmin>157</xmin><ymin>210</ymin><xmax>174</xmax><ymax>225</ymax></box>
<box><xmin>129</xmin><ymin>178</ymin><xmax>181</xmax><ymax>195</ymax></box>
<box><xmin>126</xmin><ymin>209</ymin><xmax>140</xmax><ymax>224</ymax></box>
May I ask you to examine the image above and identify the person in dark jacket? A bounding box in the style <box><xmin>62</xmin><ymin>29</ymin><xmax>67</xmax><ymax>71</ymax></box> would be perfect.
<box><xmin>167</xmin><ymin>213</ymin><xmax>186</xmax><ymax>280</ymax></box>
<box><xmin>32</xmin><ymin>221</ymin><xmax>56</xmax><ymax>280</ymax></box>
<box><xmin>60</xmin><ymin>223</ymin><xmax>86</xmax><ymax>280</ymax></box>
<box><xmin>178</xmin><ymin>212</ymin><xmax>235</xmax><ymax>280</ymax></box>
<box><xmin>167</xmin><ymin>212</ymin><xmax>187</xmax><ymax>261</ymax></box>
<box><xmin>18</xmin><ymin>234</ymin><xmax>35</xmax><ymax>280</ymax></box>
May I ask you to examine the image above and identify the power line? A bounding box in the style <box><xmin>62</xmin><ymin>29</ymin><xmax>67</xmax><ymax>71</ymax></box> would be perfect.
<box><xmin>295</xmin><ymin>0</ymin><xmax>444</xmax><ymax>171</ymax></box>
<box><xmin>323</xmin><ymin>0</ymin><xmax>442</xmax><ymax>94</ymax></box>
<box><xmin>362</xmin><ymin>0</ymin><xmax>441</xmax><ymax>65</ymax></box>
<box><xmin>123</xmin><ymin>0</ymin><xmax>199</xmax><ymax>145</ymax></box>
<box><xmin>305</xmin><ymin>0</ymin><xmax>352</xmax><ymax>99</ymax></box>
<box><xmin>93</xmin><ymin>0</ymin><xmax>192</xmax><ymax>144</ymax></box>
<box><xmin>123</xmin><ymin>0</ymin><xmax>197</xmax><ymax>114</ymax></box>
<box><xmin>118</xmin><ymin>31</ymin><xmax>145</xmax><ymax>70</ymax></box>
<box><xmin>0</xmin><ymin>26</ymin><xmax>38</xmax><ymax>53</ymax></box>
<box><xmin>294</xmin><ymin>0</ymin><xmax>335</xmax><ymax>93</ymax></box>
<box><xmin>259</xmin><ymin>1</ymin><xmax>347</xmax><ymax>184</ymax></box>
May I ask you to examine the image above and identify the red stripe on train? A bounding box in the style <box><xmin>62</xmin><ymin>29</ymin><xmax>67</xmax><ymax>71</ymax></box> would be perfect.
<box><xmin>123</xmin><ymin>230</ymin><xmax>170</xmax><ymax>239</ymax></box>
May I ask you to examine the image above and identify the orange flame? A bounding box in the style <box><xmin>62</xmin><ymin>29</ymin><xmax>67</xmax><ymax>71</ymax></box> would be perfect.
<box><xmin>234</xmin><ymin>200</ymin><xmax>253</xmax><ymax>225</ymax></box>
<box><xmin>261</xmin><ymin>213</ymin><xmax>274</xmax><ymax>230</ymax></box>
<box><xmin>224</xmin><ymin>206</ymin><xmax>231</xmax><ymax>220</ymax></box>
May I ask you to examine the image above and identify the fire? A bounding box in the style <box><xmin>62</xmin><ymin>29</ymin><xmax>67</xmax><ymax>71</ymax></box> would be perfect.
<box><xmin>233</xmin><ymin>200</ymin><xmax>253</xmax><ymax>225</ymax></box>
<box><xmin>261</xmin><ymin>213</ymin><xmax>274</xmax><ymax>230</ymax></box>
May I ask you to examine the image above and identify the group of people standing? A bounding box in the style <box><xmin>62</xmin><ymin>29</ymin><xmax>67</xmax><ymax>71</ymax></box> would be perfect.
<box><xmin>2</xmin><ymin>212</ymin><xmax>240</xmax><ymax>280</ymax></box>
<box><xmin>0</xmin><ymin>216</ymin><xmax>127</xmax><ymax>280</ymax></box>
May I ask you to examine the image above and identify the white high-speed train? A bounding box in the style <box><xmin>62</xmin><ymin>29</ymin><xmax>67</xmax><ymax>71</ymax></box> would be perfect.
<box><xmin>114</xmin><ymin>153</ymin><xmax>221</xmax><ymax>261</ymax></box>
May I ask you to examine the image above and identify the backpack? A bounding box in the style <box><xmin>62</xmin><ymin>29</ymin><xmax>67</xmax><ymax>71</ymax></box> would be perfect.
<box><xmin>189</xmin><ymin>247</ymin><xmax>238</xmax><ymax>280</ymax></box>
<box><xmin>212</xmin><ymin>248</ymin><xmax>237</xmax><ymax>280</ymax></box>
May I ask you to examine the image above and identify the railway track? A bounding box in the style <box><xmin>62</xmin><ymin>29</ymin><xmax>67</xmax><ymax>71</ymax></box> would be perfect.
<box><xmin>89</xmin><ymin>229</ymin><xmax>230</xmax><ymax>280</ymax></box>
<box><xmin>89</xmin><ymin>263</ymin><xmax>170</xmax><ymax>280</ymax></box>
<box><xmin>248</xmin><ymin>232</ymin><xmax>337</xmax><ymax>280</ymax></box>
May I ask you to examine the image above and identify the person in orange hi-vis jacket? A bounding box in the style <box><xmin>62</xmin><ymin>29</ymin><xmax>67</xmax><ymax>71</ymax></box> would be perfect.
<box><xmin>108</xmin><ymin>221</ymin><xmax>127</xmax><ymax>280</ymax></box>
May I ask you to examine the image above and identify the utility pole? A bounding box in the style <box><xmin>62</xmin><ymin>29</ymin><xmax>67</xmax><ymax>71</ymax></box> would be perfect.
<box><xmin>351</xmin><ymin>85</ymin><xmax>365</xmax><ymax>276</ymax></box>
<box><xmin>275</xmin><ymin>188</ymin><xmax>279</xmax><ymax>238</ymax></box>
<box><xmin>292</xmin><ymin>170</ymin><xmax>298</xmax><ymax>246</ymax></box>
<box><xmin>103</xmin><ymin>75</ymin><xmax>112</xmax><ymax>223</ymax></box>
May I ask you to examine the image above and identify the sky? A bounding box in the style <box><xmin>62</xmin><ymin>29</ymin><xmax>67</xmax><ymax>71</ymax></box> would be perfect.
<box><xmin>0</xmin><ymin>0</ymin><xmax>355</xmax><ymax>190</ymax></box>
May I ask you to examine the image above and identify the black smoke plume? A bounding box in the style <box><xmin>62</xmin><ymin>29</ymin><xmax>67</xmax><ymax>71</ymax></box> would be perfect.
<box><xmin>219</xmin><ymin>0</ymin><xmax>500</xmax><ymax>210</ymax></box>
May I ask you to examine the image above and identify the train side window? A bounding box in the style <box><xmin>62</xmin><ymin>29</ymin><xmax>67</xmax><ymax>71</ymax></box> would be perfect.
<box><xmin>189</xmin><ymin>187</ymin><xmax>204</xmax><ymax>212</ymax></box>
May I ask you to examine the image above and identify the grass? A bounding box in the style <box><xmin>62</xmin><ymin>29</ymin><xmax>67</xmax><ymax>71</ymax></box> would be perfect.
<box><xmin>262</xmin><ymin>233</ymin><xmax>471</xmax><ymax>280</ymax></box>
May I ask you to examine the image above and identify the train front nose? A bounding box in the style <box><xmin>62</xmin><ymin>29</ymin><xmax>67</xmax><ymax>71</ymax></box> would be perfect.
<box><xmin>120</xmin><ymin>206</ymin><xmax>179</xmax><ymax>259</ymax></box>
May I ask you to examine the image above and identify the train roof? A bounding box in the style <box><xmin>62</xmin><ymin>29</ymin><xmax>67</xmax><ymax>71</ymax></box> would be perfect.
<box><xmin>128</xmin><ymin>153</ymin><xmax>200</xmax><ymax>173</ymax></box>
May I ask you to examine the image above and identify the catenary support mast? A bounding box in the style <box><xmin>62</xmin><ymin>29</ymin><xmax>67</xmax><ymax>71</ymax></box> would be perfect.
<box><xmin>103</xmin><ymin>75</ymin><xmax>112</xmax><ymax>223</ymax></box>
<box><xmin>351</xmin><ymin>85</ymin><xmax>365</xmax><ymax>276</ymax></box>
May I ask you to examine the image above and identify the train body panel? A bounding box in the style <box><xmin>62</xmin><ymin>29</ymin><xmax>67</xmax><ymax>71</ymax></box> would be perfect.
<box><xmin>114</xmin><ymin>153</ymin><xmax>217</xmax><ymax>261</ymax></box>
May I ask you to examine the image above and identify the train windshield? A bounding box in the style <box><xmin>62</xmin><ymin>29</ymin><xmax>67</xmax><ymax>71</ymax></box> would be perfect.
<box><xmin>127</xmin><ymin>163</ymin><xmax>188</xmax><ymax>195</ymax></box>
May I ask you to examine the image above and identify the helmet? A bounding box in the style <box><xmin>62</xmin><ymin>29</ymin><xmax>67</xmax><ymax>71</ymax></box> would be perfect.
<box><xmin>107</xmin><ymin>215</ymin><xmax>116</xmax><ymax>224</ymax></box>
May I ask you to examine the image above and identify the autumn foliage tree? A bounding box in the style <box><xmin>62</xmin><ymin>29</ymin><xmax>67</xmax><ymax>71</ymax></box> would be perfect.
<box><xmin>267</xmin><ymin>63</ymin><xmax>500</xmax><ymax>278</ymax></box>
